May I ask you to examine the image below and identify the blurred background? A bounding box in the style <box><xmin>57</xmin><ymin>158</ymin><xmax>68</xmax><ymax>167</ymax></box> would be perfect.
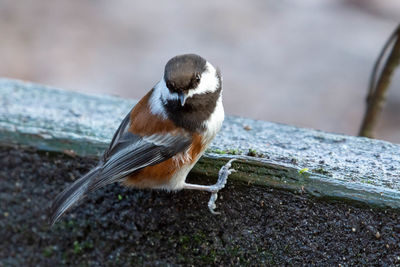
<box><xmin>1</xmin><ymin>0</ymin><xmax>399</xmax><ymax>143</ymax></box>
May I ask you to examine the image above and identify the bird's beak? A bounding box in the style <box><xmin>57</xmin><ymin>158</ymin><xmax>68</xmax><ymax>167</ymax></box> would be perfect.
<box><xmin>178</xmin><ymin>93</ymin><xmax>188</xmax><ymax>106</ymax></box>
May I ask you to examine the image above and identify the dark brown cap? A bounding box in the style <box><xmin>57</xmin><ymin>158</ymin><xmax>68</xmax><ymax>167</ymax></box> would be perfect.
<box><xmin>164</xmin><ymin>54</ymin><xmax>207</xmax><ymax>93</ymax></box>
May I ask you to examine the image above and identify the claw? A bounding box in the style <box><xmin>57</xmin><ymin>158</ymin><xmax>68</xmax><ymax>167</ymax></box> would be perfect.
<box><xmin>208</xmin><ymin>193</ymin><xmax>220</xmax><ymax>214</ymax></box>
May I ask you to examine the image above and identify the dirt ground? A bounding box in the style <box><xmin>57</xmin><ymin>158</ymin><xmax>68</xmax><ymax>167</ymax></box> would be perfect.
<box><xmin>1</xmin><ymin>146</ymin><xmax>400</xmax><ymax>266</ymax></box>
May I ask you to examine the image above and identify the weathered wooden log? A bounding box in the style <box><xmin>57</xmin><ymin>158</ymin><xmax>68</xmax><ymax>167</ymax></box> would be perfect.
<box><xmin>1</xmin><ymin>78</ymin><xmax>399</xmax><ymax>209</ymax></box>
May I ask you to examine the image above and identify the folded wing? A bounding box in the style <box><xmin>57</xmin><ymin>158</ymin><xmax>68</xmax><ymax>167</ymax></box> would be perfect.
<box><xmin>50</xmin><ymin>120</ymin><xmax>191</xmax><ymax>224</ymax></box>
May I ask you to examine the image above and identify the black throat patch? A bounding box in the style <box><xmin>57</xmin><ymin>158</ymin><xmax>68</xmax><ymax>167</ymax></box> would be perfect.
<box><xmin>164</xmin><ymin>82</ymin><xmax>222</xmax><ymax>133</ymax></box>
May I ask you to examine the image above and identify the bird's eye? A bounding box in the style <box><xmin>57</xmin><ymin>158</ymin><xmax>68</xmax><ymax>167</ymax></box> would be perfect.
<box><xmin>195</xmin><ymin>74</ymin><xmax>201</xmax><ymax>83</ymax></box>
<box><xmin>166</xmin><ymin>81</ymin><xmax>174</xmax><ymax>89</ymax></box>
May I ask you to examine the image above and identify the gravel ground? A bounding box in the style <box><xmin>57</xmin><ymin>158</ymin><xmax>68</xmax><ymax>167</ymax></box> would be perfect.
<box><xmin>1</xmin><ymin>146</ymin><xmax>400</xmax><ymax>266</ymax></box>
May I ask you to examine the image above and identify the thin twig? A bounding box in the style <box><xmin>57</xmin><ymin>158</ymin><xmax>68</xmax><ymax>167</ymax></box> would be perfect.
<box><xmin>359</xmin><ymin>24</ymin><xmax>400</xmax><ymax>138</ymax></box>
<box><xmin>367</xmin><ymin>25</ymin><xmax>400</xmax><ymax>102</ymax></box>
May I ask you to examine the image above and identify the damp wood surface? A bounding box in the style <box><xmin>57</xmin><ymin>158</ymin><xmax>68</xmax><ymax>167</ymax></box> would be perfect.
<box><xmin>1</xmin><ymin>78</ymin><xmax>400</xmax><ymax>209</ymax></box>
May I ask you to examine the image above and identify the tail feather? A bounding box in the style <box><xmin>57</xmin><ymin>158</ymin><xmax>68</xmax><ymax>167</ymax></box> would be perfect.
<box><xmin>49</xmin><ymin>167</ymin><xmax>101</xmax><ymax>225</ymax></box>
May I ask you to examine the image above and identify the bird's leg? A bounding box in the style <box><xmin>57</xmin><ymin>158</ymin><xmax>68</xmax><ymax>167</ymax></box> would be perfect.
<box><xmin>183</xmin><ymin>159</ymin><xmax>236</xmax><ymax>214</ymax></box>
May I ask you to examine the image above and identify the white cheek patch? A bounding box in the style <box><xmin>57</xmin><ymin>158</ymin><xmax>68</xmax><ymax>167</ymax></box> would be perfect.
<box><xmin>187</xmin><ymin>62</ymin><xmax>220</xmax><ymax>98</ymax></box>
<box><xmin>150</xmin><ymin>61</ymin><xmax>220</xmax><ymax>116</ymax></box>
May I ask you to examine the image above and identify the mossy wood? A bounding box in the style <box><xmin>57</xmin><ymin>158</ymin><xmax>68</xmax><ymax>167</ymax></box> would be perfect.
<box><xmin>1</xmin><ymin>78</ymin><xmax>399</xmax><ymax>209</ymax></box>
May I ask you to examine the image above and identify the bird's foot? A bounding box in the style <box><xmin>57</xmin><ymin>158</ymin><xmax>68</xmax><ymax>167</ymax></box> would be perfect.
<box><xmin>183</xmin><ymin>159</ymin><xmax>236</xmax><ymax>214</ymax></box>
<box><xmin>208</xmin><ymin>159</ymin><xmax>236</xmax><ymax>214</ymax></box>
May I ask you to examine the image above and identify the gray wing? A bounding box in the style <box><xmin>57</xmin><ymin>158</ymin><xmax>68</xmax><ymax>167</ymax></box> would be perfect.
<box><xmin>50</xmin><ymin>112</ymin><xmax>191</xmax><ymax>224</ymax></box>
<box><xmin>103</xmin><ymin>111</ymin><xmax>132</xmax><ymax>161</ymax></box>
<box><xmin>89</xmin><ymin>132</ymin><xmax>191</xmax><ymax>191</ymax></box>
<box><xmin>100</xmin><ymin>110</ymin><xmax>192</xmax><ymax>184</ymax></box>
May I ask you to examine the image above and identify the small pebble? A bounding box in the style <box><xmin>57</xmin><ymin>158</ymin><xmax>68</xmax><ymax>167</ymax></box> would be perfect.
<box><xmin>69</xmin><ymin>173</ymin><xmax>76</xmax><ymax>180</ymax></box>
<box><xmin>63</xmin><ymin>149</ymin><xmax>76</xmax><ymax>157</ymax></box>
<box><xmin>243</xmin><ymin>125</ymin><xmax>252</xmax><ymax>131</ymax></box>
<box><xmin>375</xmin><ymin>231</ymin><xmax>381</xmax><ymax>239</ymax></box>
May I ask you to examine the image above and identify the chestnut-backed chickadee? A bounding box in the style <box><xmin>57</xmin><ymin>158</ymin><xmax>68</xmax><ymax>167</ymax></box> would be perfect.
<box><xmin>50</xmin><ymin>54</ymin><xmax>232</xmax><ymax>225</ymax></box>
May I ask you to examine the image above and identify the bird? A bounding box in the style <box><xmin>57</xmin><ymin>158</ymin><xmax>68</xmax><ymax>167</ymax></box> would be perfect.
<box><xmin>49</xmin><ymin>53</ymin><xmax>235</xmax><ymax>225</ymax></box>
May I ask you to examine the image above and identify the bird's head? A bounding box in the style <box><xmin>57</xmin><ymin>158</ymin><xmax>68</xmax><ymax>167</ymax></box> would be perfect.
<box><xmin>163</xmin><ymin>54</ymin><xmax>221</xmax><ymax>106</ymax></box>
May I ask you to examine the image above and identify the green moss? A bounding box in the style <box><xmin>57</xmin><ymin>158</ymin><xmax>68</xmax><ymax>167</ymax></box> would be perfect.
<box><xmin>246</xmin><ymin>148</ymin><xmax>266</xmax><ymax>158</ymax></box>
<box><xmin>227</xmin><ymin>148</ymin><xmax>241</xmax><ymax>155</ymax></box>
<box><xmin>73</xmin><ymin>240</ymin><xmax>82</xmax><ymax>254</ymax></box>
<box><xmin>212</xmin><ymin>149</ymin><xmax>226</xmax><ymax>154</ymax></box>
<box><xmin>178</xmin><ymin>235</ymin><xmax>191</xmax><ymax>251</ymax></box>
<box><xmin>179</xmin><ymin>235</ymin><xmax>190</xmax><ymax>244</ymax></box>
<box><xmin>208</xmin><ymin>148</ymin><xmax>242</xmax><ymax>155</ymax></box>
<box><xmin>298</xmin><ymin>168</ymin><xmax>309</xmax><ymax>174</ymax></box>
<box><xmin>67</xmin><ymin>220</ymin><xmax>75</xmax><ymax>228</ymax></box>
<box><xmin>247</xmin><ymin>148</ymin><xmax>257</xmax><ymax>157</ymax></box>
<box><xmin>73</xmin><ymin>240</ymin><xmax>94</xmax><ymax>254</ymax></box>
<box><xmin>42</xmin><ymin>246</ymin><xmax>55</xmax><ymax>257</ymax></box>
